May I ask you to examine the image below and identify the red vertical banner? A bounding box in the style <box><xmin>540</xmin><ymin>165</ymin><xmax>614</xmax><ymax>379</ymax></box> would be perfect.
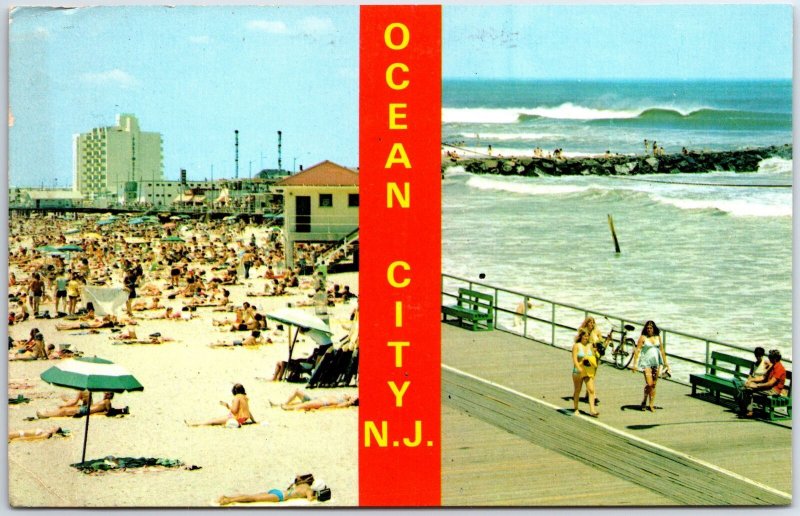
<box><xmin>359</xmin><ymin>5</ymin><xmax>442</xmax><ymax>507</ymax></box>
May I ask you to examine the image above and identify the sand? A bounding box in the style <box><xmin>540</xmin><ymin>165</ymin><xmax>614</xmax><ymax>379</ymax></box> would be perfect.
<box><xmin>7</xmin><ymin>221</ymin><xmax>358</xmax><ymax>507</ymax></box>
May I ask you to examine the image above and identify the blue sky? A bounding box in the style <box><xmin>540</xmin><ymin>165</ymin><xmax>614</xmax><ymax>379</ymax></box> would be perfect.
<box><xmin>9</xmin><ymin>6</ymin><xmax>358</xmax><ymax>187</ymax></box>
<box><xmin>8</xmin><ymin>4</ymin><xmax>793</xmax><ymax>188</ymax></box>
<box><xmin>443</xmin><ymin>4</ymin><xmax>793</xmax><ymax>80</ymax></box>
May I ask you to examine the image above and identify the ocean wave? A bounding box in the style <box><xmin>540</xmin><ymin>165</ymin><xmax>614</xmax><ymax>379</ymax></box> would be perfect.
<box><xmin>757</xmin><ymin>157</ymin><xmax>793</xmax><ymax>176</ymax></box>
<box><xmin>465</xmin><ymin>175</ymin><xmax>591</xmax><ymax>195</ymax></box>
<box><xmin>652</xmin><ymin>196</ymin><xmax>792</xmax><ymax>217</ymax></box>
<box><xmin>460</xmin><ymin>172</ymin><xmax>792</xmax><ymax>217</ymax></box>
<box><xmin>443</xmin><ymin>104</ymin><xmax>789</xmax><ymax>128</ymax></box>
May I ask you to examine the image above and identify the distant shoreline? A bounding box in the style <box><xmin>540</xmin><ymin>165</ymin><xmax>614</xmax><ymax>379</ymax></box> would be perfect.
<box><xmin>442</xmin><ymin>144</ymin><xmax>792</xmax><ymax>177</ymax></box>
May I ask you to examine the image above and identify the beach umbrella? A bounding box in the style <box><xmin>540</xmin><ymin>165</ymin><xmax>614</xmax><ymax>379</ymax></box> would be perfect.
<box><xmin>96</xmin><ymin>219</ymin><xmax>115</xmax><ymax>226</ymax></box>
<box><xmin>40</xmin><ymin>356</ymin><xmax>143</xmax><ymax>463</ymax></box>
<box><xmin>57</xmin><ymin>244</ymin><xmax>83</xmax><ymax>252</ymax></box>
<box><xmin>169</xmin><ymin>215</ymin><xmax>181</xmax><ymax>220</ymax></box>
<box><xmin>64</xmin><ymin>228</ymin><xmax>81</xmax><ymax>235</ymax></box>
<box><xmin>266</xmin><ymin>308</ymin><xmax>332</xmax><ymax>362</ymax></box>
<box><xmin>82</xmin><ymin>232</ymin><xmax>103</xmax><ymax>240</ymax></box>
<box><xmin>161</xmin><ymin>236</ymin><xmax>185</xmax><ymax>243</ymax></box>
<box><xmin>128</xmin><ymin>217</ymin><xmax>145</xmax><ymax>225</ymax></box>
<box><xmin>36</xmin><ymin>245</ymin><xmax>60</xmax><ymax>253</ymax></box>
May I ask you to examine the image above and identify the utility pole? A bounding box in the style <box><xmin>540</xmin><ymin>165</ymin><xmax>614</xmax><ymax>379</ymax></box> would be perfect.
<box><xmin>234</xmin><ymin>130</ymin><xmax>239</xmax><ymax>179</ymax></box>
<box><xmin>277</xmin><ymin>131</ymin><xmax>282</xmax><ymax>173</ymax></box>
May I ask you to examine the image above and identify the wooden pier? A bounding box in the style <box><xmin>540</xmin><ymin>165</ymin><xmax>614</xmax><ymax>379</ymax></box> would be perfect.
<box><xmin>441</xmin><ymin>323</ymin><xmax>792</xmax><ymax>506</ymax></box>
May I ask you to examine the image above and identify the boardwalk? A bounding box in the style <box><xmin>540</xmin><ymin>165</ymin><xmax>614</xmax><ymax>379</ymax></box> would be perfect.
<box><xmin>441</xmin><ymin>323</ymin><xmax>792</xmax><ymax>506</ymax></box>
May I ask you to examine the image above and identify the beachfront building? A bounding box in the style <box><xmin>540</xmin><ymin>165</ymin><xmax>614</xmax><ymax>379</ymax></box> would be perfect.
<box><xmin>9</xmin><ymin>188</ymin><xmax>83</xmax><ymax>209</ymax></box>
<box><xmin>73</xmin><ymin>114</ymin><xmax>164</xmax><ymax>202</ymax></box>
<box><xmin>272</xmin><ymin>160</ymin><xmax>359</xmax><ymax>266</ymax></box>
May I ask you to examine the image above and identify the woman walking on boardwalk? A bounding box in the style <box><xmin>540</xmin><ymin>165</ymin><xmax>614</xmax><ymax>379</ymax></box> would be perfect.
<box><xmin>631</xmin><ymin>320</ymin><xmax>670</xmax><ymax>412</ymax></box>
<box><xmin>571</xmin><ymin>329</ymin><xmax>600</xmax><ymax>417</ymax></box>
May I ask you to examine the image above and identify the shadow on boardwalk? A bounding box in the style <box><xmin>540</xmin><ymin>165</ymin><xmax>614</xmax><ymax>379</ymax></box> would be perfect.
<box><xmin>441</xmin><ymin>323</ymin><xmax>791</xmax><ymax>506</ymax></box>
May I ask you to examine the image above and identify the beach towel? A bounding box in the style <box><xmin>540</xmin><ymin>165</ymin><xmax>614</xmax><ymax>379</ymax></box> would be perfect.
<box><xmin>70</xmin><ymin>456</ymin><xmax>201</xmax><ymax>474</ymax></box>
<box><xmin>82</xmin><ymin>287</ymin><xmax>128</xmax><ymax>316</ymax></box>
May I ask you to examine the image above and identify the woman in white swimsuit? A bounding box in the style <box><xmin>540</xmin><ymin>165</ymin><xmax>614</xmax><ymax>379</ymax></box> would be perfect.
<box><xmin>631</xmin><ymin>320</ymin><xmax>670</xmax><ymax>412</ymax></box>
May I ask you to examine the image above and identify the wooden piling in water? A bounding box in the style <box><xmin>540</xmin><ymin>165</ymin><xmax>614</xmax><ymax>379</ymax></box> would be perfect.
<box><xmin>608</xmin><ymin>214</ymin><xmax>621</xmax><ymax>253</ymax></box>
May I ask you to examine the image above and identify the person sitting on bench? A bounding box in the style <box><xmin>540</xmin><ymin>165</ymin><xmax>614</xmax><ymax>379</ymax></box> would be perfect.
<box><xmin>738</xmin><ymin>349</ymin><xmax>786</xmax><ymax>417</ymax></box>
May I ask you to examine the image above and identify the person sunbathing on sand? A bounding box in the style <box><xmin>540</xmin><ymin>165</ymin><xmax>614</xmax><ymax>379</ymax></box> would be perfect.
<box><xmin>186</xmin><ymin>383</ymin><xmax>256</xmax><ymax>428</ymax></box>
<box><xmin>132</xmin><ymin>297</ymin><xmax>164</xmax><ymax>311</ymax></box>
<box><xmin>36</xmin><ymin>392</ymin><xmax>115</xmax><ymax>419</ymax></box>
<box><xmin>113</xmin><ymin>329</ymin><xmax>138</xmax><ymax>340</ymax></box>
<box><xmin>210</xmin><ymin>330</ymin><xmax>270</xmax><ymax>347</ymax></box>
<box><xmin>218</xmin><ymin>475</ymin><xmax>327</xmax><ymax>505</ymax></box>
<box><xmin>9</xmin><ymin>426</ymin><xmax>70</xmax><ymax>442</ymax></box>
<box><xmin>276</xmin><ymin>390</ymin><xmax>358</xmax><ymax>411</ymax></box>
<box><xmin>55</xmin><ymin>315</ymin><xmax>117</xmax><ymax>331</ymax></box>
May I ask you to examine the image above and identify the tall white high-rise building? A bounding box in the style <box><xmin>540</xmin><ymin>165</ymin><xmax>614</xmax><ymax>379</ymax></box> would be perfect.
<box><xmin>73</xmin><ymin>114</ymin><xmax>164</xmax><ymax>199</ymax></box>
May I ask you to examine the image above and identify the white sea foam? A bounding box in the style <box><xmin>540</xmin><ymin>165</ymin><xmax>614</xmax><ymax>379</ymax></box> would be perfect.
<box><xmin>757</xmin><ymin>157</ymin><xmax>793</xmax><ymax>176</ymax></box>
<box><xmin>466</xmin><ymin>175</ymin><xmax>591</xmax><ymax>195</ymax></box>
<box><xmin>651</xmin><ymin>195</ymin><xmax>792</xmax><ymax>217</ymax></box>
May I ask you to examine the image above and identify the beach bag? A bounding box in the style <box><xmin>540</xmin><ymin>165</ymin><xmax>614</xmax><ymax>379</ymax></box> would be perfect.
<box><xmin>317</xmin><ymin>488</ymin><xmax>332</xmax><ymax>502</ymax></box>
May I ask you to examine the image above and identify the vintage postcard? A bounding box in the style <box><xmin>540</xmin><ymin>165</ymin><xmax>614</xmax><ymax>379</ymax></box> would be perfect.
<box><xmin>6</xmin><ymin>2</ymin><xmax>794</xmax><ymax>508</ymax></box>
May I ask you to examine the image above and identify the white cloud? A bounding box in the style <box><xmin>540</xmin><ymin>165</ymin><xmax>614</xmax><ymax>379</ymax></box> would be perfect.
<box><xmin>298</xmin><ymin>17</ymin><xmax>335</xmax><ymax>35</ymax></box>
<box><xmin>81</xmin><ymin>69</ymin><xmax>139</xmax><ymax>89</ymax></box>
<box><xmin>246</xmin><ymin>20</ymin><xmax>289</xmax><ymax>34</ymax></box>
<box><xmin>189</xmin><ymin>35</ymin><xmax>211</xmax><ymax>44</ymax></box>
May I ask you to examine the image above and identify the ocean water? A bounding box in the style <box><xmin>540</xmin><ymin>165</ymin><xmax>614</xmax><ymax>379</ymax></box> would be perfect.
<box><xmin>441</xmin><ymin>80</ymin><xmax>793</xmax><ymax>373</ymax></box>
<box><xmin>442</xmin><ymin>80</ymin><xmax>792</xmax><ymax>157</ymax></box>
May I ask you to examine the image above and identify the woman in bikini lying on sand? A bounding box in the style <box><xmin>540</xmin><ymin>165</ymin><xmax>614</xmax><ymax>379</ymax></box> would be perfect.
<box><xmin>9</xmin><ymin>426</ymin><xmax>70</xmax><ymax>442</ymax></box>
<box><xmin>218</xmin><ymin>475</ymin><xmax>329</xmax><ymax>505</ymax></box>
<box><xmin>186</xmin><ymin>383</ymin><xmax>256</xmax><ymax>428</ymax></box>
<box><xmin>276</xmin><ymin>390</ymin><xmax>358</xmax><ymax>411</ymax></box>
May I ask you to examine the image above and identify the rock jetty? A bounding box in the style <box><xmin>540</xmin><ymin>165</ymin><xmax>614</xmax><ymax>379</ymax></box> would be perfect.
<box><xmin>443</xmin><ymin>144</ymin><xmax>792</xmax><ymax>177</ymax></box>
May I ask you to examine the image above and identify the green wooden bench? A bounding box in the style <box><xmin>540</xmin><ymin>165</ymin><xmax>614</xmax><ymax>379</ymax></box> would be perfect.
<box><xmin>752</xmin><ymin>371</ymin><xmax>792</xmax><ymax>421</ymax></box>
<box><xmin>442</xmin><ymin>288</ymin><xmax>494</xmax><ymax>331</ymax></box>
<box><xmin>689</xmin><ymin>351</ymin><xmax>792</xmax><ymax>420</ymax></box>
<box><xmin>689</xmin><ymin>351</ymin><xmax>752</xmax><ymax>402</ymax></box>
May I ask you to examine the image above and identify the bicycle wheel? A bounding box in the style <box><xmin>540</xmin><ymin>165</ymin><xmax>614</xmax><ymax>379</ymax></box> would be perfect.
<box><xmin>622</xmin><ymin>338</ymin><xmax>636</xmax><ymax>370</ymax></box>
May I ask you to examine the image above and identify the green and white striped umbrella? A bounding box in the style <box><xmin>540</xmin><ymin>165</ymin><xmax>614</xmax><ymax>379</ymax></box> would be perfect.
<box><xmin>40</xmin><ymin>356</ymin><xmax>144</xmax><ymax>393</ymax></box>
<box><xmin>40</xmin><ymin>356</ymin><xmax>143</xmax><ymax>463</ymax></box>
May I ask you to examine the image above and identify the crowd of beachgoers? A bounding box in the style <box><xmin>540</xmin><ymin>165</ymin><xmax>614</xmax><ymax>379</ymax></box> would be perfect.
<box><xmin>7</xmin><ymin>211</ymin><xmax>359</xmax><ymax>507</ymax></box>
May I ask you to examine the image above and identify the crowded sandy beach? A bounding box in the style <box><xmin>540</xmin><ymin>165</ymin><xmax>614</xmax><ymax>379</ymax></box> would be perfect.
<box><xmin>7</xmin><ymin>211</ymin><xmax>358</xmax><ymax>507</ymax></box>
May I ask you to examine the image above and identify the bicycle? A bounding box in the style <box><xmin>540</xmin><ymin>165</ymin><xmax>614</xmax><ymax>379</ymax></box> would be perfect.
<box><xmin>607</xmin><ymin>322</ymin><xmax>637</xmax><ymax>370</ymax></box>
